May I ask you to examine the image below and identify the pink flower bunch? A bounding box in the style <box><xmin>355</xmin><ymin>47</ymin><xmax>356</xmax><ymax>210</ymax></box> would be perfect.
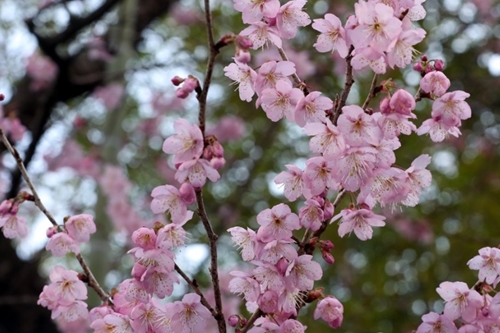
<box><xmin>172</xmin><ymin>75</ymin><xmax>200</xmax><ymax>99</ymax></box>
<box><xmin>416</xmin><ymin>247</ymin><xmax>500</xmax><ymax>332</ymax></box>
<box><xmin>162</xmin><ymin>118</ymin><xmax>220</xmax><ymax>188</ymax></box>
<box><xmin>227</xmin><ymin>203</ymin><xmax>326</xmax><ymax>324</ymax></box>
<box><xmin>45</xmin><ymin>214</ymin><xmax>96</xmax><ymax>257</ymax></box>
<box><xmin>38</xmin><ymin>266</ymin><xmax>89</xmax><ymax>325</ymax></box>
<box><xmin>0</xmin><ymin>198</ymin><xmax>27</xmax><ymax>239</ymax></box>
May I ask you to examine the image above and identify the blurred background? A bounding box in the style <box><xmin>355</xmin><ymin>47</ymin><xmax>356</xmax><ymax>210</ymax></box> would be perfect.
<box><xmin>1</xmin><ymin>0</ymin><xmax>500</xmax><ymax>332</ymax></box>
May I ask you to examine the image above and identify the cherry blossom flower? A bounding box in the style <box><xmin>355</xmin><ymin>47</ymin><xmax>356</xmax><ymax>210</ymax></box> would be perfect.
<box><xmin>350</xmin><ymin>2</ymin><xmax>402</xmax><ymax>55</ymax></box>
<box><xmin>49</xmin><ymin>266</ymin><xmax>88</xmax><ymax>304</ymax></box>
<box><xmin>416</xmin><ymin>312</ymin><xmax>458</xmax><ymax>333</ymax></box>
<box><xmin>233</xmin><ymin>0</ymin><xmax>280</xmax><ymax>24</ymax></box>
<box><xmin>304</xmin><ymin>119</ymin><xmax>346</xmax><ymax>158</ymax></box>
<box><xmin>294</xmin><ymin>91</ymin><xmax>333</xmax><ymax>127</ymax></box>
<box><xmin>229</xmin><ymin>271</ymin><xmax>261</xmax><ymax>302</ymax></box>
<box><xmin>299</xmin><ymin>198</ymin><xmax>324</xmax><ymax>231</ymax></box>
<box><xmin>170</xmin><ymin>293</ymin><xmax>214</xmax><ymax>333</ymax></box>
<box><xmin>258</xmin><ymin>290</ymin><xmax>280</xmax><ymax>314</ymax></box>
<box><xmin>285</xmin><ymin>254</ymin><xmax>323</xmax><ymax>290</ymax></box>
<box><xmin>150</xmin><ymin>184</ymin><xmax>192</xmax><ymax>223</ymax></box>
<box><xmin>65</xmin><ymin>214</ymin><xmax>96</xmax><ymax>243</ymax></box>
<box><xmin>303</xmin><ymin>156</ymin><xmax>339</xmax><ymax>198</ymax></box>
<box><xmin>332</xmin><ymin>204</ymin><xmax>386</xmax><ymax>241</ymax></box>
<box><xmin>254</xmin><ymin>61</ymin><xmax>296</xmax><ymax>95</ymax></box>
<box><xmin>0</xmin><ymin>214</ymin><xmax>27</xmax><ymax>239</ymax></box>
<box><xmin>174</xmin><ymin>157</ymin><xmax>220</xmax><ymax>188</ymax></box>
<box><xmin>256</xmin><ymin>203</ymin><xmax>300</xmax><ymax>242</ymax></box>
<box><xmin>224</xmin><ymin>60</ymin><xmax>258</xmax><ymax>102</ymax></box>
<box><xmin>312</xmin><ymin>13</ymin><xmax>349</xmax><ymax>58</ymax></box>
<box><xmin>467</xmin><ymin>247</ymin><xmax>500</xmax><ymax>284</ymax></box>
<box><xmin>46</xmin><ymin>232</ymin><xmax>80</xmax><ymax>256</ymax></box>
<box><xmin>253</xmin><ymin>261</ymin><xmax>285</xmax><ymax>292</ymax></box>
<box><xmin>90</xmin><ymin>313</ymin><xmax>133</xmax><ymax>333</ymax></box>
<box><xmin>403</xmin><ymin>154</ymin><xmax>432</xmax><ymax>207</ymax></box>
<box><xmin>261</xmin><ymin>79</ymin><xmax>304</xmax><ymax>122</ymax></box>
<box><xmin>314</xmin><ymin>296</ymin><xmax>344</xmax><ymax>329</ymax></box>
<box><xmin>420</xmin><ymin>71</ymin><xmax>451</xmax><ymax>97</ymax></box>
<box><xmin>228</xmin><ymin>226</ymin><xmax>257</xmax><ymax>261</ymax></box>
<box><xmin>333</xmin><ymin>146</ymin><xmax>378</xmax><ymax>192</ymax></box>
<box><xmin>417</xmin><ymin>116</ymin><xmax>461</xmax><ymax>142</ymax></box>
<box><xmin>274</xmin><ymin>164</ymin><xmax>304</xmax><ymax>202</ymax></box>
<box><xmin>351</xmin><ymin>48</ymin><xmax>387</xmax><ymax>74</ymax></box>
<box><xmin>276</xmin><ymin>0</ymin><xmax>311</xmax><ymax>39</ymax></box>
<box><xmin>162</xmin><ymin>118</ymin><xmax>204</xmax><ymax>164</ymax></box>
<box><xmin>240</xmin><ymin>22</ymin><xmax>282</xmax><ymax>49</ymax></box>
<box><xmin>436</xmin><ymin>281</ymin><xmax>482</xmax><ymax>322</ymax></box>
<box><xmin>337</xmin><ymin>105</ymin><xmax>381</xmax><ymax>146</ymax></box>
<box><xmin>431</xmin><ymin>91</ymin><xmax>471</xmax><ymax>126</ymax></box>
<box><xmin>386</xmin><ymin>28</ymin><xmax>426</xmax><ymax>69</ymax></box>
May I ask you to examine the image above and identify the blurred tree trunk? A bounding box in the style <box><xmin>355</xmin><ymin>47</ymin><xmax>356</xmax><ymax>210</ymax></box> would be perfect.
<box><xmin>0</xmin><ymin>0</ymin><xmax>176</xmax><ymax>331</ymax></box>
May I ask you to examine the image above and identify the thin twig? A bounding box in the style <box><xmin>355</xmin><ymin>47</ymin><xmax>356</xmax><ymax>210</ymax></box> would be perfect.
<box><xmin>75</xmin><ymin>254</ymin><xmax>112</xmax><ymax>304</ymax></box>
<box><xmin>240</xmin><ymin>309</ymin><xmax>263</xmax><ymax>333</ymax></box>
<box><xmin>277</xmin><ymin>47</ymin><xmax>309</xmax><ymax>95</ymax></box>
<box><xmin>174</xmin><ymin>264</ymin><xmax>216</xmax><ymax>316</ymax></box>
<box><xmin>332</xmin><ymin>45</ymin><xmax>355</xmax><ymax>125</ymax></box>
<box><xmin>0</xmin><ymin>129</ymin><xmax>111</xmax><ymax>304</ymax></box>
<box><xmin>196</xmin><ymin>189</ymin><xmax>226</xmax><ymax>333</ymax></box>
<box><xmin>0</xmin><ymin>129</ymin><xmax>57</xmax><ymax>226</ymax></box>
<box><xmin>362</xmin><ymin>74</ymin><xmax>379</xmax><ymax>110</ymax></box>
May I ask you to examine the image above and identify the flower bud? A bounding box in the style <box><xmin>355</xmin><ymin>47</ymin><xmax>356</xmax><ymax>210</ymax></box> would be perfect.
<box><xmin>0</xmin><ymin>93</ymin><xmax>4</xmax><ymax>101</ymax></box>
<box><xmin>320</xmin><ymin>240</ymin><xmax>334</xmax><ymax>251</ymax></box>
<box><xmin>228</xmin><ymin>315</ymin><xmax>240</xmax><ymax>327</ymax></box>
<box><xmin>434</xmin><ymin>59</ymin><xmax>445</xmax><ymax>71</ymax></box>
<box><xmin>175</xmin><ymin>88</ymin><xmax>190</xmax><ymax>99</ymax></box>
<box><xmin>210</xmin><ymin>156</ymin><xmax>226</xmax><ymax>170</ymax></box>
<box><xmin>258</xmin><ymin>290</ymin><xmax>279</xmax><ymax>314</ymax></box>
<box><xmin>46</xmin><ymin>226</ymin><xmax>58</xmax><ymax>238</ymax></box>
<box><xmin>179</xmin><ymin>182</ymin><xmax>196</xmax><ymax>205</ymax></box>
<box><xmin>235</xmin><ymin>49</ymin><xmax>251</xmax><ymax>63</ymax></box>
<box><xmin>183</xmin><ymin>76</ymin><xmax>199</xmax><ymax>93</ymax></box>
<box><xmin>171</xmin><ymin>76</ymin><xmax>185</xmax><ymax>86</ymax></box>
<box><xmin>413</xmin><ymin>62</ymin><xmax>423</xmax><ymax>73</ymax></box>
<box><xmin>421</xmin><ymin>54</ymin><xmax>428</xmax><ymax>62</ymax></box>
<box><xmin>323</xmin><ymin>200</ymin><xmax>334</xmax><ymax>220</ymax></box>
<box><xmin>235</xmin><ymin>35</ymin><xmax>253</xmax><ymax>49</ymax></box>
<box><xmin>322</xmin><ymin>251</ymin><xmax>335</xmax><ymax>265</ymax></box>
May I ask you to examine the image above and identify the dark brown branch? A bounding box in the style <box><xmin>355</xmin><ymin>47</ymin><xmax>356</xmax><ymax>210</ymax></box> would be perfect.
<box><xmin>332</xmin><ymin>45</ymin><xmax>355</xmax><ymax>125</ymax></box>
<box><xmin>195</xmin><ymin>189</ymin><xmax>226</xmax><ymax>333</ymax></box>
<box><xmin>362</xmin><ymin>74</ymin><xmax>379</xmax><ymax>110</ymax></box>
<box><xmin>174</xmin><ymin>264</ymin><xmax>216</xmax><ymax>316</ymax></box>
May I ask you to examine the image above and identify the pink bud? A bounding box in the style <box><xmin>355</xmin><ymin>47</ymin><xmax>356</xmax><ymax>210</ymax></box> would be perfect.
<box><xmin>322</xmin><ymin>251</ymin><xmax>335</xmax><ymax>265</ymax></box>
<box><xmin>46</xmin><ymin>226</ymin><xmax>57</xmax><ymax>238</ymax></box>
<box><xmin>413</xmin><ymin>62</ymin><xmax>423</xmax><ymax>73</ymax></box>
<box><xmin>235</xmin><ymin>49</ymin><xmax>251</xmax><ymax>63</ymax></box>
<box><xmin>323</xmin><ymin>200</ymin><xmax>334</xmax><ymax>220</ymax></box>
<box><xmin>434</xmin><ymin>59</ymin><xmax>445</xmax><ymax>71</ymax></box>
<box><xmin>228</xmin><ymin>315</ymin><xmax>240</xmax><ymax>327</ymax></box>
<box><xmin>379</xmin><ymin>97</ymin><xmax>391</xmax><ymax>114</ymax></box>
<box><xmin>276</xmin><ymin>257</ymin><xmax>289</xmax><ymax>275</ymax></box>
<box><xmin>320</xmin><ymin>240</ymin><xmax>334</xmax><ymax>251</ymax></box>
<box><xmin>235</xmin><ymin>35</ymin><xmax>253</xmax><ymax>49</ymax></box>
<box><xmin>131</xmin><ymin>262</ymin><xmax>147</xmax><ymax>280</ymax></box>
<box><xmin>183</xmin><ymin>77</ymin><xmax>199</xmax><ymax>93</ymax></box>
<box><xmin>179</xmin><ymin>182</ymin><xmax>196</xmax><ymax>205</ymax></box>
<box><xmin>210</xmin><ymin>157</ymin><xmax>226</xmax><ymax>170</ymax></box>
<box><xmin>171</xmin><ymin>76</ymin><xmax>185</xmax><ymax>86</ymax></box>
<box><xmin>212</xmin><ymin>141</ymin><xmax>224</xmax><ymax>157</ymax></box>
<box><xmin>175</xmin><ymin>88</ymin><xmax>190</xmax><ymax>99</ymax></box>
<box><xmin>258</xmin><ymin>290</ymin><xmax>279</xmax><ymax>314</ymax></box>
<box><xmin>0</xmin><ymin>93</ymin><xmax>4</xmax><ymax>101</ymax></box>
<box><xmin>0</xmin><ymin>199</ymin><xmax>13</xmax><ymax>215</ymax></box>
<box><xmin>421</xmin><ymin>54</ymin><xmax>428</xmax><ymax>62</ymax></box>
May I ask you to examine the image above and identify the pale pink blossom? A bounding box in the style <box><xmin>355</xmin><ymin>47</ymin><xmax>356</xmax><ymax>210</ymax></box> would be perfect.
<box><xmin>338</xmin><ymin>105</ymin><xmax>381</xmax><ymax>146</ymax></box>
<box><xmin>303</xmin><ymin>156</ymin><xmax>339</xmax><ymax>198</ymax></box>
<box><xmin>274</xmin><ymin>164</ymin><xmax>304</xmax><ymax>201</ymax></box>
<box><xmin>467</xmin><ymin>247</ymin><xmax>500</xmax><ymax>284</ymax></box>
<box><xmin>285</xmin><ymin>254</ymin><xmax>323</xmax><ymax>290</ymax></box>
<box><xmin>416</xmin><ymin>312</ymin><xmax>458</xmax><ymax>333</ymax></box>
<box><xmin>332</xmin><ymin>204</ymin><xmax>386</xmax><ymax>241</ymax></box>
<box><xmin>387</xmin><ymin>28</ymin><xmax>426</xmax><ymax>69</ymax></box>
<box><xmin>65</xmin><ymin>214</ymin><xmax>96</xmax><ymax>243</ymax></box>
<box><xmin>254</xmin><ymin>61</ymin><xmax>296</xmax><ymax>95</ymax></box>
<box><xmin>256</xmin><ymin>203</ymin><xmax>300</xmax><ymax>242</ymax></box>
<box><xmin>294</xmin><ymin>91</ymin><xmax>333</xmax><ymax>127</ymax></box>
<box><xmin>299</xmin><ymin>198</ymin><xmax>324</xmax><ymax>231</ymax></box>
<box><xmin>333</xmin><ymin>146</ymin><xmax>378</xmax><ymax>192</ymax></box>
<box><xmin>350</xmin><ymin>2</ymin><xmax>402</xmax><ymax>55</ymax></box>
<box><xmin>253</xmin><ymin>261</ymin><xmax>285</xmax><ymax>292</ymax></box>
<box><xmin>420</xmin><ymin>71</ymin><xmax>451</xmax><ymax>97</ymax></box>
<box><xmin>436</xmin><ymin>281</ymin><xmax>482</xmax><ymax>322</ymax></box>
<box><xmin>240</xmin><ymin>22</ymin><xmax>282</xmax><ymax>49</ymax></box>
<box><xmin>312</xmin><ymin>13</ymin><xmax>349</xmax><ymax>58</ymax></box>
<box><xmin>261</xmin><ymin>79</ymin><xmax>304</xmax><ymax>122</ymax></box>
<box><xmin>162</xmin><ymin>118</ymin><xmax>204</xmax><ymax>164</ymax></box>
<box><xmin>49</xmin><ymin>266</ymin><xmax>88</xmax><ymax>304</ymax></box>
<box><xmin>233</xmin><ymin>0</ymin><xmax>280</xmax><ymax>24</ymax></box>
<box><xmin>258</xmin><ymin>290</ymin><xmax>279</xmax><ymax>314</ymax></box>
<box><xmin>417</xmin><ymin>117</ymin><xmax>461</xmax><ymax>142</ymax></box>
<box><xmin>431</xmin><ymin>91</ymin><xmax>471</xmax><ymax>126</ymax></box>
<box><xmin>276</xmin><ymin>0</ymin><xmax>311</xmax><ymax>39</ymax></box>
<box><xmin>1</xmin><ymin>215</ymin><xmax>27</xmax><ymax>239</ymax></box>
<box><xmin>46</xmin><ymin>232</ymin><xmax>80</xmax><ymax>256</ymax></box>
<box><xmin>314</xmin><ymin>296</ymin><xmax>344</xmax><ymax>329</ymax></box>
<box><xmin>224</xmin><ymin>60</ymin><xmax>258</xmax><ymax>102</ymax></box>
<box><xmin>170</xmin><ymin>293</ymin><xmax>214</xmax><ymax>333</ymax></box>
<box><xmin>90</xmin><ymin>313</ymin><xmax>133</xmax><ymax>333</ymax></box>
<box><xmin>229</xmin><ymin>271</ymin><xmax>261</xmax><ymax>302</ymax></box>
<box><xmin>359</xmin><ymin>167</ymin><xmax>410</xmax><ymax>208</ymax></box>
<box><xmin>304</xmin><ymin>119</ymin><xmax>346</xmax><ymax>158</ymax></box>
<box><xmin>174</xmin><ymin>157</ymin><xmax>220</xmax><ymax>188</ymax></box>
<box><xmin>51</xmin><ymin>301</ymin><xmax>88</xmax><ymax>323</ymax></box>
<box><xmin>228</xmin><ymin>226</ymin><xmax>256</xmax><ymax>261</ymax></box>
<box><xmin>150</xmin><ymin>184</ymin><xmax>192</xmax><ymax>223</ymax></box>
<box><xmin>403</xmin><ymin>154</ymin><xmax>432</xmax><ymax>207</ymax></box>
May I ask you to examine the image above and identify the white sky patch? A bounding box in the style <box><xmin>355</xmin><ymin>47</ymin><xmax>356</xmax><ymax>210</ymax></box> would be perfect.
<box><xmin>488</xmin><ymin>54</ymin><xmax>500</xmax><ymax>76</ymax></box>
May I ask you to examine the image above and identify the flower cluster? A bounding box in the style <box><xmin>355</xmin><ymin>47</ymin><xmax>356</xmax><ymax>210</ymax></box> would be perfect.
<box><xmin>44</xmin><ymin>214</ymin><xmax>96</xmax><ymax>257</ymax></box>
<box><xmin>0</xmin><ymin>196</ymin><xmax>28</xmax><ymax>239</ymax></box>
<box><xmin>416</xmin><ymin>247</ymin><xmax>500</xmax><ymax>332</ymax></box>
